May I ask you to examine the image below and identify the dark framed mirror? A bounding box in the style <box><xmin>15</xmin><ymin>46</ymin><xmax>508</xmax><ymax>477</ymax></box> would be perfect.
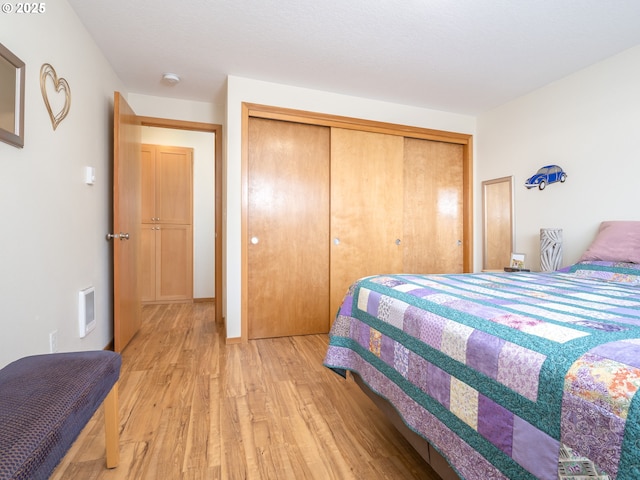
<box><xmin>0</xmin><ymin>42</ymin><xmax>25</xmax><ymax>148</ymax></box>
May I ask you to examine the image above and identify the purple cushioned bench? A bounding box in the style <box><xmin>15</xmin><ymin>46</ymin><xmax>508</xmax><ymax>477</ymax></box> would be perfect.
<box><xmin>0</xmin><ymin>351</ymin><xmax>121</xmax><ymax>480</ymax></box>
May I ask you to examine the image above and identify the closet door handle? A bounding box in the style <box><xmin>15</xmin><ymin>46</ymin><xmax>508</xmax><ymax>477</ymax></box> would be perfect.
<box><xmin>395</xmin><ymin>238</ymin><xmax>401</xmax><ymax>245</ymax></box>
<box><xmin>251</xmin><ymin>236</ymin><xmax>259</xmax><ymax>245</ymax></box>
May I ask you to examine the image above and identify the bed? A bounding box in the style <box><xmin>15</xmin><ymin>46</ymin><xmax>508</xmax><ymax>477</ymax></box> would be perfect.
<box><xmin>323</xmin><ymin>221</ymin><xmax>640</xmax><ymax>480</ymax></box>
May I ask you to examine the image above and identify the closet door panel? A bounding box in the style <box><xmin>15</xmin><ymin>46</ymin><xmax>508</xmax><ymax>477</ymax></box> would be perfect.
<box><xmin>403</xmin><ymin>138</ymin><xmax>464</xmax><ymax>274</ymax></box>
<box><xmin>247</xmin><ymin>118</ymin><xmax>330</xmax><ymax>339</ymax></box>
<box><xmin>156</xmin><ymin>224</ymin><xmax>193</xmax><ymax>301</ymax></box>
<box><xmin>156</xmin><ymin>147</ymin><xmax>193</xmax><ymax>225</ymax></box>
<box><xmin>140</xmin><ymin>144</ymin><xmax>193</xmax><ymax>303</ymax></box>
<box><xmin>330</xmin><ymin>128</ymin><xmax>404</xmax><ymax>319</ymax></box>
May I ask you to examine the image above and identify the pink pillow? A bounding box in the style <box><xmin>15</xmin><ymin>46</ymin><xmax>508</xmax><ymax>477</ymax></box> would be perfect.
<box><xmin>579</xmin><ymin>221</ymin><xmax>640</xmax><ymax>264</ymax></box>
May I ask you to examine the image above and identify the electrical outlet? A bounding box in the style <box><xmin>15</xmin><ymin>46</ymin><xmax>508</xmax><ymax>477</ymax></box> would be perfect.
<box><xmin>49</xmin><ymin>330</ymin><xmax>58</xmax><ymax>353</ymax></box>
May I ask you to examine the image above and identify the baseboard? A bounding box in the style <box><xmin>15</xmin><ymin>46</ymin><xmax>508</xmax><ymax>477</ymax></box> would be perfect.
<box><xmin>142</xmin><ymin>299</ymin><xmax>193</xmax><ymax>305</ymax></box>
<box><xmin>194</xmin><ymin>297</ymin><xmax>215</xmax><ymax>303</ymax></box>
<box><xmin>219</xmin><ymin>313</ymin><xmax>239</xmax><ymax>344</ymax></box>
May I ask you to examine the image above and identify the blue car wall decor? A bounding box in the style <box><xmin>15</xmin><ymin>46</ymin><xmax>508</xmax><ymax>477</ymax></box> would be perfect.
<box><xmin>524</xmin><ymin>165</ymin><xmax>567</xmax><ymax>190</ymax></box>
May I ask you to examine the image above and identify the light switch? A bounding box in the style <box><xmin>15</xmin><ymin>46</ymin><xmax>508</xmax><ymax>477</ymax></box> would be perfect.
<box><xmin>85</xmin><ymin>166</ymin><xmax>95</xmax><ymax>185</ymax></box>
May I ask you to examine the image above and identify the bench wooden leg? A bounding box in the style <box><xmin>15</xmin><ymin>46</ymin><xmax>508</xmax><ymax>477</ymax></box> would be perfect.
<box><xmin>104</xmin><ymin>383</ymin><xmax>120</xmax><ymax>468</ymax></box>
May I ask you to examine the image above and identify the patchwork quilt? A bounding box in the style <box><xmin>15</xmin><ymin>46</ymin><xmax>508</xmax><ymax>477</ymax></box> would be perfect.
<box><xmin>323</xmin><ymin>262</ymin><xmax>640</xmax><ymax>480</ymax></box>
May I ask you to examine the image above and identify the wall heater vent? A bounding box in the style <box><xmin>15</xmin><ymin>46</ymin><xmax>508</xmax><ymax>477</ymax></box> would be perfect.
<box><xmin>79</xmin><ymin>286</ymin><xmax>96</xmax><ymax>338</ymax></box>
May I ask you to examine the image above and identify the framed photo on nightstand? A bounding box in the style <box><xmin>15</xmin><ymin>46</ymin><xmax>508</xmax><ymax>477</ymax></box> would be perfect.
<box><xmin>509</xmin><ymin>252</ymin><xmax>526</xmax><ymax>270</ymax></box>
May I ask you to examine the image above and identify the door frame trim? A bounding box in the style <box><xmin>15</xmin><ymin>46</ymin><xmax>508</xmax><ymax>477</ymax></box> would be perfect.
<box><xmin>138</xmin><ymin>116</ymin><xmax>223</xmax><ymax>327</ymax></box>
<box><xmin>241</xmin><ymin>102</ymin><xmax>473</xmax><ymax>343</ymax></box>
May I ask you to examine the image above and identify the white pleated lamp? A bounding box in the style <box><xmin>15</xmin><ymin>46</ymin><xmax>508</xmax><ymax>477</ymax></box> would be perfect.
<box><xmin>540</xmin><ymin>228</ymin><xmax>563</xmax><ymax>271</ymax></box>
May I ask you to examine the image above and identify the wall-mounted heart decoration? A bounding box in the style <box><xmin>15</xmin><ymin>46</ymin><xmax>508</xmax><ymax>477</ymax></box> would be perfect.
<box><xmin>40</xmin><ymin>63</ymin><xmax>71</xmax><ymax>131</ymax></box>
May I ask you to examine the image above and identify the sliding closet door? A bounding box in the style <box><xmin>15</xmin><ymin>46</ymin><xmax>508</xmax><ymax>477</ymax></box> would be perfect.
<box><xmin>247</xmin><ymin>118</ymin><xmax>331</xmax><ymax>339</ymax></box>
<box><xmin>403</xmin><ymin>138</ymin><xmax>464</xmax><ymax>273</ymax></box>
<box><xmin>330</xmin><ymin>128</ymin><xmax>404</xmax><ymax>319</ymax></box>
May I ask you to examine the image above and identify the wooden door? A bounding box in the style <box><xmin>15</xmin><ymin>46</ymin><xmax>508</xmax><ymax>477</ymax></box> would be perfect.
<box><xmin>140</xmin><ymin>225</ymin><xmax>193</xmax><ymax>303</ymax></box>
<box><xmin>330</xmin><ymin>128</ymin><xmax>404</xmax><ymax>318</ymax></box>
<box><xmin>140</xmin><ymin>144</ymin><xmax>194</xmax><ymax>303</ymax></box>
<box><xmin>113</xmin><ymin>92</ymin><xmax>142</xmax><ymax>352</ymax></box>
<box><xmin>155</xmin><ymin>146</ymin><xmax>193</xmax><ymax>225</ymax></box>
<box><xmin>141</xmin><ymin>144</ymin><xmax>193</xmax><ymax>225</ymax></box>
<box><xmin>403</xmin><ymin>138</ymin><xmax>464</xmax><ymax>273</ymax></box>
<box><xmin>247</xmin><ymin>118</ymin><xmax>330</xmax><ymax>339</ymax></box>
<box><xmin>156</xmin><ymin>224</ymin><xmax>193</xmax><ymax>301</ymax></box>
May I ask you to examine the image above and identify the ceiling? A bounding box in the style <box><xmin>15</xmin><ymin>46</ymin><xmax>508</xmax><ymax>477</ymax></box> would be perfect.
<box><xmin>67</xmin><ymin>0</ymin><xmax>640</xmax><ymax>115</ymax></box>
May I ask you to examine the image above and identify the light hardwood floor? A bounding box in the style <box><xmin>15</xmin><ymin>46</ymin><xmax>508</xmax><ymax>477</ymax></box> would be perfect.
<box><xmin>51</xmin><ymin>303</ymin><xmax>442</xmax><ymax>479</ymax></box>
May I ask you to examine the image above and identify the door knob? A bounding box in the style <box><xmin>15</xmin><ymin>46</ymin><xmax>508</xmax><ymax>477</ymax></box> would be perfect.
<box><xmin>106</xmin><ymin>232</ymin><xmax>130</xmax><ymax>241</ymax></box>
<box><xmin>250</xmin><ymin>236</ymin><xmax>259</xmax><ymax>245</ymax></box>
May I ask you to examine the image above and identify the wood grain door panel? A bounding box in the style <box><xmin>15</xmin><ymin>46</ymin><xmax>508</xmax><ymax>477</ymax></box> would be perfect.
<box><xmin>157</xmin><ymin>224</ymin><xmax>193</xmax><ymax>301</ymax></box>
<box><xmin>330</xmin><ymin>128</ymin><xmax>404</xmax><ymax>319</ymax></box>
<box><xmin>140</xmin><ymin>144</ymin><xmax>194</xmax><ymax>303</ymax></box>
<box><xmin>113</xmin><ymin>92</ymin><xmax>142</xmax><ymax>352</ymax></box>
<box><xmin>247</xmin><ymin>118</ymin><xmax>331</xmax><ymax>339</ymax></box>
<box><xmin>156</xmin><ymin>147</ymin><xmax>193</xmax><ymax>225</ymax></box>
<box><xmin>403</xmin><ymin>138</ymin><xmax>464</xmax><ymax>274</ymax></box>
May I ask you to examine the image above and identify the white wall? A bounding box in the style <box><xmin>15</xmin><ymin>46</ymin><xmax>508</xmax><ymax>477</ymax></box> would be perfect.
<box><xmin>127</xmin><ymin>94</ymin><xmax>224</xmax><ymax>125</ymax></box>
<box><xmin>140</xmin><ymin>126</ymin><xmax>215</xmax><ymax>299</ymax></box>
<box><xmin>224</xmin><ymin>76</ymin><xmax>477</xmax><ymax>339</ymax></box>
<box><xmin>476</xmin><ymin>45</ymin><xmax>640</xmax><ymax>271</ymax></box>
<box><xmin>0</xmin><ymin>2</ymin><xmax>125</xmax><ymax>367</ymax></box>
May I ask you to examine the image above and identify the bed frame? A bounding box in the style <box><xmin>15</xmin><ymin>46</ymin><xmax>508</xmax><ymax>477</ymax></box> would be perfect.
<box><xmin>352</xmin><ymin>372</ymin><xmax>460</xmax><ymax>480</ymax></box>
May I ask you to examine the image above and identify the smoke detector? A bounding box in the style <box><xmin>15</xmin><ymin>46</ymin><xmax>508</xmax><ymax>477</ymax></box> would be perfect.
<box><xmin>162</xmin><ymin>73</ymin><xmax>180</xmax><ymax>86</ymax></box>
